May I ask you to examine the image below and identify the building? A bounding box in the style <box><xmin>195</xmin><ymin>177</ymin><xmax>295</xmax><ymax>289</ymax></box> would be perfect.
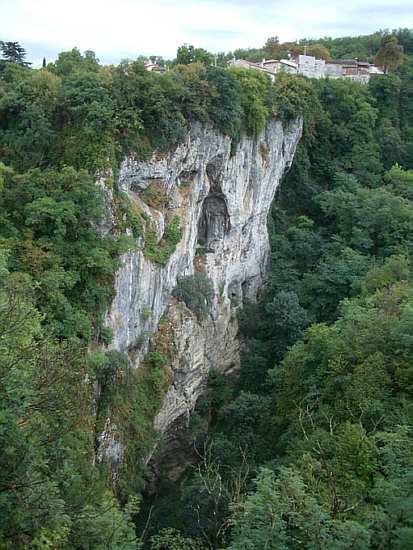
<box><xmin>341</xmin><ymin>59</ymin><xmax>371</xmax><ymax>84</ymax></box>
<box><xmin>227</xmin><ymin>54</ymin><xmax>384</xmax><ymax>83</ymax></box>
<box><xmin>126</xmin><ymin>59</ymin><xmax>168</xmax><ymax>74</ymax></box>
<box><xmin>227</xmin><ymin>57</ymin><xmax>276</xmax><ymax>80</ymax></box>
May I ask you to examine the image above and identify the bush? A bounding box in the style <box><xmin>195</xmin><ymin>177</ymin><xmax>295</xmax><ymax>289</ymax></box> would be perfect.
<box><xmin>130</xmin><ymin>214</ymin><xmax>143</xmax><ymax>238</ymax></box>
<box><xmin>144</xmin><ymin>216</ymin><xmax>183</xmax><ymax>266</ymax></box>
<box><xmin>172</xmin><ymin>272</ymin><xmax>215</xmax><ymax>320</ymax></box>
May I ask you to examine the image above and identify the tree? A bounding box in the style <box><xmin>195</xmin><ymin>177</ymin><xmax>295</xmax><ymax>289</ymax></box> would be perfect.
<box><xmin>172</xmin><ymin>44</ymin><xmax>213</xmax><ymax>67</ymax></box>
<box><xmin>375</xmin><ymin>35</ymin><xmax>404</xmax><ymax>74</ymax></box>
<box><xmin>48</xmin><ymin>47</ymin><xmax>99</xmax><ymax>76</ymax></box>
<box><xmin>384</xmin><ymin>164</ymin><xmax>413</xmax><ymax>199</ymax></box>
<box><xmin>264</xmin><ymin>36</ymin><xmax>280</xmax><ymax>58</ymax></box>
<box><xmin>149</xmin><ymin>528</ymin><xmax>203</xmax><ymax>549</ymax></box>
<box><xmin>233</xmin><ymin>47</ymin><xmax>265</xmax><ymax>63</ymax></box>
<box><xmin>228</xmin><ymin>467</ymin><xmax>371</xmax><ymax>550</ymax></box>
<box><xmin>296</xmin><ymin>43</ymin><xmax>332</xmax><ymax>60</ymax></box>
<box><xmin>172</xmin><ymin>273</ymin><xmax>214</xmax><ymax>321</ymax></box>
<box><xmin>172</xmin><ymin>62</ymin><xmax>217</xmax><ymax>122</ymax></box>
<box><xmin>0</xmin><ymin>41</ymin><xmax>31</xmax><ymax>67</ymax></box>
<box><xmin>298</xmin><ymin>248</ymin><xmax>375</xmax><ymax>323</ymax></box>
<box><xmin>315</xmin><ymin>187</ymin><xmax>412</xmax><ymax>257</ymax></box>
<box><xmin>264</xmin><ymin>37</ymin><xmax>299</xmax><ymax>59</ymax></box>
<box><xmin>264</xmin><ymin>290</ymin><xmax>313</xmax><ymax>362</ymax></box>
<box><xmin>0</xmin><ymin>166</ymin><xmax>126</xmax><ymax>339</ymax></box>
<box><xmin>230</xmin><ymin>67</ymin><xmax>269</xmax><ymax>134</ymax></box>
<box><xmin>206</xmin><ymin>65</ymin><xmax>243</xmax><ymax>144</ymax></box>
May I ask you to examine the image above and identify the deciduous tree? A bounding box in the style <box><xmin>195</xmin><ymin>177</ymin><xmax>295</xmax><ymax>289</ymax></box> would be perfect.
<box><xmin>374</xmin><ymin>35</ymin><xmax>404</xmax><ymax>74</ymax></box>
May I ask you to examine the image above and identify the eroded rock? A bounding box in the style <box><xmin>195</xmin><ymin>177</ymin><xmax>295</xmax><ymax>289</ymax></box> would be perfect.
<box><xmin>100</xmin><ymin>117</ymin><xmax>303</xmax><ymax>479</ymax></box>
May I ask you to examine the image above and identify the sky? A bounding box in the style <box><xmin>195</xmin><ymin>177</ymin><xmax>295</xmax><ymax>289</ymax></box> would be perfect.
<box><xmin>1</xmin><ymin>0</ymin><xmax>412</xmax><ymax>68</ymax></box>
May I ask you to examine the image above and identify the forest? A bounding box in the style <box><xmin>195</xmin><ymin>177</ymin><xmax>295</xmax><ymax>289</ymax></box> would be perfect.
<box><xmin>0</xmin><ymin>29</ymin><xmax>412</xmax><ymax>549</ymax></box>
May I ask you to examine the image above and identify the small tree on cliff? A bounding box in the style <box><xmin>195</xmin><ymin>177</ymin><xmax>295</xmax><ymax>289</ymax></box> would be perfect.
<box><xmin>172</xmin><ymin>272</ymin><xmax>215</xmax><ymax>321</ymax></box>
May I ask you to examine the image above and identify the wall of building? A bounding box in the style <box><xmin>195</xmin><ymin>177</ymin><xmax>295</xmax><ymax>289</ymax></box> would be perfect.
<box><xmin>229</xmin><ymin>54</ymin><xmax>383</xmax><ymax>84</ymax></box>
<box><xmin>297</xmin><ymin>55</ymin><xmax>326</xmax><ymax>79</ymax></box>
<box><xmin>325</xmin><ymin>63</ymin><xmax>343</xmax><ymax>78</ymax></box>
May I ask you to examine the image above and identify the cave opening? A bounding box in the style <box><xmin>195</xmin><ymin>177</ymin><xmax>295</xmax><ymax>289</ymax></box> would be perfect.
<box><xmin>197</xmin><ymin>194</ymin><xmax>230</xmax><ymax>250</ymax></box>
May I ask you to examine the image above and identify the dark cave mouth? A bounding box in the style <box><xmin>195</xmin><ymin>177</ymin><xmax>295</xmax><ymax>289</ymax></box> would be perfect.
<box><xmin>197</xmin><ymin>194</ymin><xmax>230</xmax><ymax>250</ymax></box>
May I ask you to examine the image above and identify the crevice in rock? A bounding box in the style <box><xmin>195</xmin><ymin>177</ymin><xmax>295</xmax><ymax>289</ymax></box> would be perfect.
<box><xmin>179</xmin><ymin>169</ymin><xmax>197</xmax><ymax>187</ymax></box>
<box><xmin>206</xmin><ymin>156</ymin><xmax>224</xmax><ymax>189</ymax></box>
<box><xmin>228</xmin><ymin>280</ymin><xmax>242</xmax><ymax>304</ymax></box>
<box><xmin>241</xmin><ymin>279</ymin><xmax>251</xmax><ymax>302</ymax></box>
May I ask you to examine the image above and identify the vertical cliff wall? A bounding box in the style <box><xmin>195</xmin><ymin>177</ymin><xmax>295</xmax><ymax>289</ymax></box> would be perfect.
<box><xmin>100</xmin><ymin>116</ymin><xmax>303</xmax><ymax>479</ymax></box>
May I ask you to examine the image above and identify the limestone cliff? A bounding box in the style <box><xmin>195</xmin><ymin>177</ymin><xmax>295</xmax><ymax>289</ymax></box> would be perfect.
<box><xmin>99</xmin><ymin>116</ymin><xmax>303</xmax><ymax>478</ymax></box>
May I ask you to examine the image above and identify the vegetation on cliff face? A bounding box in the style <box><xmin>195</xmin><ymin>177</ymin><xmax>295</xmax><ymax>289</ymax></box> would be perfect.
<box><xmin>136</xmin><ymin>34</ymin><xmax>412</xmax><ymax>550</ymax></box>
<box><xmin>0</xmin><ymin>29</ymin><xmax>412</xmax><ymax>549</ymax></box>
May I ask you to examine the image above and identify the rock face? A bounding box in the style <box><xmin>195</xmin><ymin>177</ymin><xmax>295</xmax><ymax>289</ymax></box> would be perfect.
<box><xmin>101</xmin><ymin>117</ymin><xmax>302</xmax><ymax>479</ymax></box>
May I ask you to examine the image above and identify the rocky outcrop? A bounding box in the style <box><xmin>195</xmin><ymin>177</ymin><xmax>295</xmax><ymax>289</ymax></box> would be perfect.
<box><xmin>100</xmin><ymin>116</ymin><xmax>302</xmax><ymax>477</ymax></box>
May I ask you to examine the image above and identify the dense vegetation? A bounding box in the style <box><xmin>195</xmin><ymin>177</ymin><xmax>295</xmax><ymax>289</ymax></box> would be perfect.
<box><xmin>135</xmin><ymin>33</ymin><xmax>413</xmax><ymax>550</ymax></box>
<box><xmin>0</xmin><ymin>29</ymin><xmax>412</xmax><ymax>549</ymax></box>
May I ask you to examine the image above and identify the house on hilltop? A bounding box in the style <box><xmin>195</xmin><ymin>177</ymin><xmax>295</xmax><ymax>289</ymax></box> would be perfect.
<box><xmin>341</xmin><ymin>59</ymin><xmax>371</xmax><ymax>83</ymax></box>
<box><xmin>144</xmin><ymin>60</ymin><xmax>168</xmax><ymax>74</ymax></box>
<box><xmin>126</xmin><ymin>59</ymin><xmax>168</xmax><ymax>74</ymax></box>
<box><xmin>227</xmin><ymin>57</ymin><xmax>276</xmax><ymax>80</ymax></box>
<box><xmin>227</xmin><ymin>54</ymin><xmax>384</xmax><ymax>83</ymax></box>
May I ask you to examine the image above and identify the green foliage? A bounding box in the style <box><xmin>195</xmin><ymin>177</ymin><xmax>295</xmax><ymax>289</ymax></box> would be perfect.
<box><xmin>195</xmin><ymin>368</ymin><xmax>233</xmax><ymax>427</ymax></box>
<box><xmin>298</xmin><ymin>43</ymin><xmax>332</xmax><ymax>60</ymax></box>
<box><xmin>375</xmin><ymin>35</ymin><xmax>404</xmax><ymax>74</ymax></box>
<box><xmin>0</xmin><ymin>162</ymin><xmax>13</xmax><ymax>197</ymax></box>
<box><xmin>149</xmin><ymin>528</ymin><xmax>202</xmax><ymax>550</ymax></box>
<box><xmin>230</xmin><ymin>67</ymin><xmax>269</xmax><ymax>134</ymax></box>
<box><xmin>217</xmin><ymin>391</ymin><xmax>273</xmax><ymax>461</ymax></box>
<box><xmin>233</xmin><ymin>47</ymin><xmax>265</xmax><ymax>63</ymax></box>
<box><xmin>218</xmin><ymin>280</ymin><xmax>225</xmax><ymax>297</ymax></box>
<box><xmin>206</xmin><ymin>65</ymin><xmax>243</xmax><ymax>152</ymax></box>
<box><xmin>172</xmin><ymin>44</ymin><xmax>214</xmax><ymax>67</ymax></box>
<box><xmin>315</xmin><ymin>187</ymin><xmax>412</xmax><ymax>256</ymax></box>
<box><xmin>172</xmin><ymin>62</ymin><xmax>216</xmax><ymax>122</ymax></box>
<box><xmin>172</xmin><ymin>272</ymin><xmax>214</xmax><ymax>321</ymax></box>
<box><xmin>269</xmin><ymin>71</ymin><xmax>317</xmax><ymax>126</ymax></box>
<box><xmin>48</xmin><ymin>47</ymin><xmax>100</xmax><ymax>76</ymax></box>
<box><xmin>131</xmin><ymin>214</ymin><xmax>144</xmax><ymax>238</ymax></box>
<box><xmin>385</xmin><ymin>163</ymin><xmax>413</xmax><ymax>198</ymax></box>
<box><xmin>0</xmin><ymin>267</ymin><xmax>139</xmax><ymax>549</ymax></box>
<box><xmin>0</xmin><ymin>166</ymin><xmax>128</xmax><ymax>339</ymax></box>
<box><xmin>295</xmin><ymin>29</ymin><xmax>411</xmax><ymax>62</ymax></box>
<box><xmin>0</xmin><ymin>41</ymin><xmax>31</xmax><ymax>69</ymax></box>
<box><xmin>229</xmin><ymin>467</ymin><xmax>371</xmax><ymax>550</ymax></box>
<box><xmin>297</xmin><ymin>248</ymin><xmax>376</xmax><ymax>322</ymax></box>
<box><xmin>271</xmin><ymin>265</ymin><xmax>411</xmax><ymax>435</ymax></box>
<box><xmin>96</xmin><ymin>349</ymin><xmax>169</xmax><ymax>502</ymax></box>
<box><xmin>264</xmin><ymin>37</ymin><xmax>332</xmax><ymax>61</ymax></box>
<box><xmin>143</xmin><ymin>215</ymin><xmax>183</xmax><ymax>266</ymax></box>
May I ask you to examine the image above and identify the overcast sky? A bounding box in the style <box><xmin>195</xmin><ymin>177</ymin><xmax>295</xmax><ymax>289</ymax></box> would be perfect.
<box><xmin>1</xmin><ymin>0</ymin><xmax>412</xmax><ymax>68</ymax></box>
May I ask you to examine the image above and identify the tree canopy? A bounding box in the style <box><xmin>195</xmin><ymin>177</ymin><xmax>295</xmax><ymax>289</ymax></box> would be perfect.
<box><xmin>374</xmin><ymin>35</ymin><xmax>404</xmax><ymax>73</ymax></box>
<box><xmin>0</xmin><ymin>29</ymin><xmax>412</xmax><ymax>550</ymax></box>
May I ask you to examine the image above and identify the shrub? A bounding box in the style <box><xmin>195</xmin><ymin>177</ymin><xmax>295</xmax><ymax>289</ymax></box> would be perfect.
<box><xmin>172</xmin><ymin>272</ymin><xmax>214</xmax><ymax>321</ymax></box>
<box><xmin>130</xmin><ymin>214</ymin><xmax>143</xmax><ymax>238</ymax></box>
<box><xmin>144</xmin><ymin>216</ymin><xmax>183</xmax><ymax>266</ymax></box>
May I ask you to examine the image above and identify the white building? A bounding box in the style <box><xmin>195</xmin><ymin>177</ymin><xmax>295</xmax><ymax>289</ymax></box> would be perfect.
<box><xmin>227</xmin><ymin>54</ymin><xmax>384</xmax><ymax>83</ymax></box>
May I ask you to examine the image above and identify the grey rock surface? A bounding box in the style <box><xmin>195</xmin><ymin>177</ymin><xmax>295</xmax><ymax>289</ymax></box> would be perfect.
<box><xmin>99</xmin><ymin>117</ymin><xmax>303</xmax><ymax>476</ymax></box>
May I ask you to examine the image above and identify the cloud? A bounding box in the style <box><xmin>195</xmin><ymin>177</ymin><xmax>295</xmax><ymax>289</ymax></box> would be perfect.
<box><xmin>1</xmin><ymin>0</ymin><xmax>412</xmax><ymax>68</ymax></box>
